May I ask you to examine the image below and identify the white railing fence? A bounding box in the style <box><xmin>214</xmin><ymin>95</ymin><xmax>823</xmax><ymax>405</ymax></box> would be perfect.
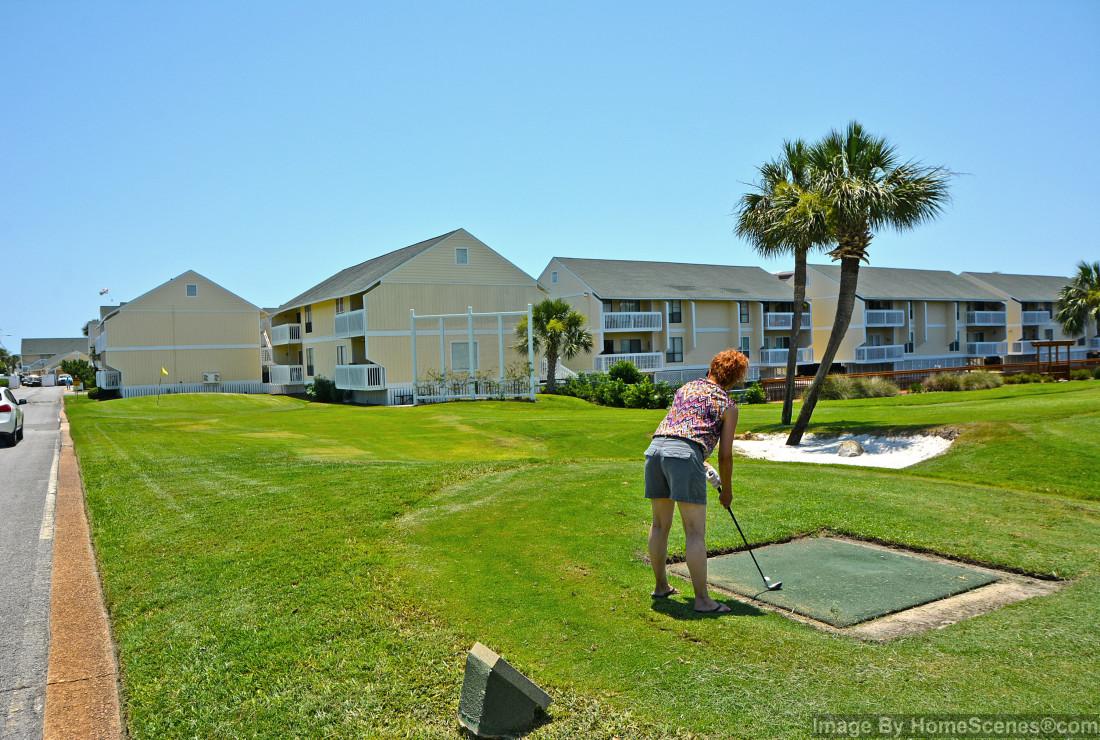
<box><xmin>763</xmin><ymin>313</ymin><xmax>793</xmax><ymax>330</ymax></box>
<box><xmin>594</xmin><ymin>352</ymin><xmax>664</xmax><ymax>372</ymax></box>
<box><xmin>334</xmin><ymin>363</ymin><xmax>385</xmax><ymax>391</ymax></box>
<box><xmin>268</xmin><ymin>365</ymin><xmax>305</xmax><ymax>384</ymax></box>
<box><xmin>334</xmin><ymin>309</ymin><xmax>367</xmax><ymax>338</ymax></box>
<box><xmin>1021</xmin><ymin>311</ymin><xmax>1052</xmax><ymax>325</ymax></box>
<box><xmin>967</xmin><ymin>342</ymin><xmax>1009</xmax><ymax>356</ymax></box>
<box><xmin>601</xmin><ymin>312</ymin><xmax>663</xmax><ymax>332</ymax></box>
<box><xmin>270</xmin><ymin>324</ymin><xmax>302</xmax><ymax>345</ymax></box>
<box><xmin>757</xmin><ymin>348</ymin><xmax>813</xmax><ymax>365</ymax></box>
<box><xmin>260</xmin><ymin>347</ymin><xmax>274</xmax><ymax>365</ymax></box>
<box><xmin>966</xmin><ymin>311</ymin><xmax>1007</xmax><ymax>326</ymax></box>
<box><xmin>853</xmin><ymin>345</ymin><xmax>905</xmax><ymax>362</ymax></box>
<box><xmin>864</xmin><ymin>310</ymin><xmax>906</xmax><ymax>327</ymax></box>
<box><xmin>96</xmin><ymin>369</ymin><xmax>122</xmax><ymax>388</ymax></box>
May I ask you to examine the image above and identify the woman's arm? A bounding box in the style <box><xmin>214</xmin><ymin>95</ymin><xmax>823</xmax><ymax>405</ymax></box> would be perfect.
<box><xmin>717</xmin><ymin>404</ymin><xmax>738</xmax><ymax>508</ymax></box>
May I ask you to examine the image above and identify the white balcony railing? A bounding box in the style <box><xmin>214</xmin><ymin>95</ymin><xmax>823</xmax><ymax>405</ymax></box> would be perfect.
<box><xmin>334</xmin><ymin>309</ymin><xmax>367</xmax><ymax>339</ymax></box>
<box><xmin>864</xmin><ymin>310</ymin><xmax>906</xmax><ymax>327</ymax></box>
<box><xmin>94</xmin><ymin>333</ymin><xmax>106</xmax><ymax>354</ymax></box>
<box><xmin>852</xmin><ymin>345</ymin><xmax>905</xmax><ymax>363</ymax></box>
<box><xmin>1011</xmin><ymin>341</ymin><xmax>1037</xmax><ymax>355</ymax></box>
<box><xmin>270</xmin><ymin>324</ymin><xmax>302</xmax><ymax>345</ymax></box>
<box><xmin>260</xmin><ymin>347</ymin><xmax>274</xmax><ymax>365</ymax></box>
<box><xmin>334</xmin><ymin>363</ymin><xmax>386</xmax><ymax>391</ymax></box>
<box><xmin>1021</xmin><ymin>311</ymin><xmax>1051</xmax><ymax>325</ymax></box>
<box><xmin>967</xmin><ymin>342</ymin><xmax>1009</xmax><ymax>356</ymax></box>
<box><xmin>763</xmin><ymin>313</ymin><xmax>794</xmax><ymax>330</ymax></box>
<box><xmin>757</xmin><ymin>348</ymin><xmax>814</xmax><ymax>365</ymax></box>
<box><xmin>601</xmin><ymin>312</ymin><xmax>663</xmax><ymax>332</ymax></box>
<box><xmin>96</xmin><ymin>369</ymin><xmax>121</xmax><ymax>389</ymax></box>
<box><xmin>268</xmin><ymin>365</ymin><xmax>305</xmax><ymax>384</ymax></box>
<box><xmin>594</xmin><ymin>352</ymin><xmax>664</xmax><ymax>372</ymax></box>
<box><xmin>966</xmin><ymin>311</ymin><xmax>1007</xmax><ymax>326</ymax></box>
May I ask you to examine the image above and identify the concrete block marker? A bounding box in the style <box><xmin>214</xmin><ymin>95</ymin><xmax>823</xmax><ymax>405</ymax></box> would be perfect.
<box><xmin>458</xmin><ymin>642</ymin><xmax>552</xmax><ymax>739</ymax></box>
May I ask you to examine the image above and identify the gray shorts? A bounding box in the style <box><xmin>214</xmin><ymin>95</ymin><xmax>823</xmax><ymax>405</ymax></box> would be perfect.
<box><xmin>644</xmin><ymin>436</ymin><xmax>707</xmax><ymax>505</ymax></box>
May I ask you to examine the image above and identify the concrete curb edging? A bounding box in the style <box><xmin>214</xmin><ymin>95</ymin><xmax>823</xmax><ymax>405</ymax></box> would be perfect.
<box><xmin>43</xmin><ymin>409</ymin><xmax>124</xmax><ymax>740</ymax></box>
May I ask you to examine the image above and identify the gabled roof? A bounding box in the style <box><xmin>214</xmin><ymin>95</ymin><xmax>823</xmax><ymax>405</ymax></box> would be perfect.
<box><xmin>960</xmin><ymin>272</ymin><xmax>1070</xmax><ymax>302</ymax></box>
<box><xmin>808</xmin><ymin>264</ymin><xmax>1003</xmax><ymax>301</ymax></box>
<box><xmin>554</xmin><ymin>258</ymin><xmax>793</xmax><ymax>301</ymax></box>
<box><xmin>20</xmin><ymin>338</ymin><xmax>88</xmax><ymax>357</ymax></box>
<box><xmin>97</xmin><ymin>271</ymin><xmax>257</xmax><ymax>323</ymax></box>
<box><xmin>276</xmin><ymin>230</ymin><xmax>463</xmax><ymax>312</ymax></box>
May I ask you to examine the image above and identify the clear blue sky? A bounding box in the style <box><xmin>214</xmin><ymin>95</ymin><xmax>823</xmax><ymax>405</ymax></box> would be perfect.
<box><xmin>2</xmin><ymin>1</ymin><xmax>1097</xmax><ymax>355</ymax></box>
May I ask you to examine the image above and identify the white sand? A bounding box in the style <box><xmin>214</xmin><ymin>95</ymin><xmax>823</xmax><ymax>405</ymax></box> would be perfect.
<box><xmin>733</xmin><ymin>432</ymin><xmax>953</xmax><ymax>469</ymax></box>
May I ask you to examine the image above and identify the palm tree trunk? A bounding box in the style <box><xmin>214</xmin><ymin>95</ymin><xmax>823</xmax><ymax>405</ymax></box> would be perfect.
<box><xmin>545</xmin><ymin>348</ymin><xmax>559</xmax><ymax>393</ymax></box>
<box><xmin>787</xmin><ymin>255</ymin><xmax>861</xmax><ymax>445</ymax></box>
<box><xmin>781</xmin><ymin>254</ymin><xmax>807</xmax><ymax>425</ymax></box>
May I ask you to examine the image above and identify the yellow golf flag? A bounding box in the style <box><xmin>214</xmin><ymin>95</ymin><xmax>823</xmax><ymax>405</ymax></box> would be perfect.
<box><xmin>161</xmin><ymin>367</ymin><xmax>169</xmax><ymax>376</ymax></box>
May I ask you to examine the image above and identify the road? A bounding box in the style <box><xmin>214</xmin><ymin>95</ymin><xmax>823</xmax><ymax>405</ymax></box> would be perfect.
<box><xmin>1</xmin><ymin>385</ymin><xmax>62</xmax><ymax>740</ymax></box>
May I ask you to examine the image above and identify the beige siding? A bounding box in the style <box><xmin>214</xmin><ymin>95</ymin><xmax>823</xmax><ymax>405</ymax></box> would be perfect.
<box><xmin>124</xmin><ymin>272</ymin><xmax>254</xmax><ymax>313</ymax></box>
<box><xmin>539</xmin><ymin>259</ymin><xmax>591</xmax><ymax>299</ymax></box>
<box><xmin>361</xmin><ymin>283</ymin><xmax>542</xmax><ymax>332</ymax></box>
<box><xmin>109</xmin><ymin>348</ymin><xmax>260</xmax><ymax>386</ymax></box>
<box><xmin>387</xmin><ymin>232</ymin><xmax>536</xmax><ymax>286</ymax></box>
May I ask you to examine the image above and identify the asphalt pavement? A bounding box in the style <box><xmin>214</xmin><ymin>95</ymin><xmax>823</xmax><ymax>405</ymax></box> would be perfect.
<box><xmin>1</xmin><ymin>385</ymin><xmax>62</xmax><ymax>740</ymax></box>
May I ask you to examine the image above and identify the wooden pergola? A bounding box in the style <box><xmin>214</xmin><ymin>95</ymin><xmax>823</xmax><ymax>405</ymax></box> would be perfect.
<box><xmin>1030</xmin><ymin>339</ymin><xmax>1077</xmax><ymax>377</ymax></box>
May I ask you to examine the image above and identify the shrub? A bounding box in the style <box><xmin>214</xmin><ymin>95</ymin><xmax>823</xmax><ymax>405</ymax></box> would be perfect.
<box><xmin>819</xmin><ymin>374</ymin><xmax>856</xmax><ymax>400</ymax></box>
<box><xmin>960</xmin><ymin>371</ymin><xmax>1003</xmax><ymax>390</ymax></box>
<box><xmin>1041</xmin><ymin>374</ymin><xmax>1057</xmax><ymax>383</ymax></box>
<box><xmin>306</xmin><ymin>376</ymin><xmax>347</xmax><ymax>403</ymax></box>
<box><xmin>1093</xmin><ymin>366</ymin><xmax>1100</xmax><ymax>380</ymax></box>
<box><xmin>923</xmin><ymin>373</ymin><xmax>963</xmax><ymax>392</ymax></box>
<box><xmin>908</xmin><ymin>382</ymin><xmax>923</xmax><ymax>394</ymax></box>
<box><xmin>607</xmin><ymin>360</ymin><xmax>644</xmax><ymax>385</ymax></box>
<box><xmin>0</xmin><ymin>378</ymin><xmax>7</xmax><ymax>388</ymax></box>
<box><xmin>853</xmin><ymin>376</ymin><xmax>900</xmax><ymax>398</ymax></box>
<box><xmin>1070</xmin><ymin>369</ymin><xmax>1092</xmax><ymax>381</ymax></box>
<box><xmin>742</xmin><ymin>382</ymin><xmax>767</xmax><ymax>404</ymax></box>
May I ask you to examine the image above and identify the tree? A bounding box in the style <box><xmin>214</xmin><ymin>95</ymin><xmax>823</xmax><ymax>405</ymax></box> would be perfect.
<box><xmin>61</xmin><ymin>359</ymin><xmax>97</xmax><ymax>388</ymax></box>
<box><xmin>514</xmin><ymin>298</ymin><xmax>594</xmax><ymax>393</ymax></box>
<box><xmin>787</xmin><ymin>122</ymin><xmax>953</xmax><ymax>445</ymax></box>
<box><xmin>0</xmin><ymin>349</ymin><xmax>18</xmax><ymax>374</ymax></box>
<box><xmin>735</xmin><ymin>139</ymin><xmax>831</xmax><ymax>425</ymax></box>
<box><xmin>1054</xmin><ymin>261</ymin><xmax>1100</xmax><ymax>339</ymax></box>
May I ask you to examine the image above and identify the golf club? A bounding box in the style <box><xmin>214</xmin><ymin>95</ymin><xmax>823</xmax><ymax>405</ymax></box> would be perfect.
<box><xmin>715</xmin><ymin>481</ymin><xmax>782</xmax><ymax>591</ymax></box>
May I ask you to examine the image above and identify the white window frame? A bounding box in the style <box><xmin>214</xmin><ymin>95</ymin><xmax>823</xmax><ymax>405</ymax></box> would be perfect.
<box><xmin>306</xmin><ymin>347</ymin><xmax>315</xmax><ymax>377</ymax></box>
<box><xmin>455</xmin><ymin>247</ymin><xmax>469</xmax><ymax>265</ymax></box>
<box><xmin>335</xmin><ymin>297</ymin><xmax>345</xmax><ymax>314</ymax></box>
<box><xmin>186</xmin><ymin>284</ymin><xmax>198</xmax><ymax>297</ymax></box>
<box><xmin>551</xmin><ymin>271</ymin><xmax>558</xmax><ymax>284</ymax></box>
<box><xmin>450</xmin><ymin>340</ymin><xmax>479</xmax><ymax>372</ymax></box>
<box><xmin>336</xmin><ymin>344</ymin><xmax>346</xmax><ymax>365</ymax></box>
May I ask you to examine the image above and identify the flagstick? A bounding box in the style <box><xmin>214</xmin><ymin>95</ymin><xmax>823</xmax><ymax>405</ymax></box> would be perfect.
<box><xmin>157</xmin><ymin>374</ymin><xmax>162</xmax><ymax>405</ymax></box>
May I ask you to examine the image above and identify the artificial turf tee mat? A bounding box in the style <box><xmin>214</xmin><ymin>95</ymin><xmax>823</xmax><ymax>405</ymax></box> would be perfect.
<box><xmin>687</xmin><ymin>537</ymin><xmax>1001</xmax><ymax>628</ymax></box>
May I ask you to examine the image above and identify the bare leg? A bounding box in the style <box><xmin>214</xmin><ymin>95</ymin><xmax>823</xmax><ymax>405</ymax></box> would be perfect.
<box><xmin>678</xmin><ymin>501</ymin><xmax>729</xmax><ymax>612</ymax></box>
<box><xmin>648</xmin><ymin>498</ymin><xmax>676</xmax><ymax>596</ymax></box>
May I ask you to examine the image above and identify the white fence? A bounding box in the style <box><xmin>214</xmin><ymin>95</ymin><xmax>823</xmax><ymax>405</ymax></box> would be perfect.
<box><xmin>763</xmin><ymin>312</ymin><xmax>794</xmax><ymax>330</ymax></box>
<box><xmin>593</xmin><ymin>352</ymin><xmax>663</xmax><ymax>372</ymax></box>
<box><xmin>853</xmin><ymin>345</ymin><xmax>905</xmax><ymax>363</ymax></box>
<box><xmin>966</xmin><ymin>311</ymin><xmax>1006</xmax><ymax>326</ymax></box>
<box><xmin>334</xmin><ymin>309</ymin><xmax>367</xmax><ymax>338</ymax></box>
<box><xmin>1021</xmin><ymin>311</ymin><xmax>1052</xmax><ymax>325</ymax></box>
<box><xmin>757</xmin><ymin>347</ymin><xmax>813</xmax><ymax>365</ymax></box>
<box><xmin>120</xmin><ymin>381</ymin><xmax>266</xmax><ymax>398</ymax></box>
<box><xmin>268</xmin><ymin>365</ymin><xmax>305</xmax><ymax>384</ymax></box>
<box><xmin>270</xmin><ymin>324</ymin><xmax>302</xmax><ymax>345</ymax></box>
<box><xmin>967</xmin><ymin>342</ymin><xmax>1009</xmax><ymax>355</ymax></box>
<box><xmin>601</xmin><ymin>312</ymin><xmax>662</xmax><ymax>332</ymax></box>
<box><xmin>864</xmin><ymin>310</ymin><xmax>906</xmax><ymax>327</ymax></box>
<box><xmin>334</xmin><ymin>363</ymin><xmax>385</xmax><ymax>391</ymax></box>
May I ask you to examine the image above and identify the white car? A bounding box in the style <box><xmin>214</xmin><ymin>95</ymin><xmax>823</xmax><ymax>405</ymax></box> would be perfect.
<box><xmin>1</xmin><ymin>387</ymin><xmax>27</xmax><ymax>446</ymax></box>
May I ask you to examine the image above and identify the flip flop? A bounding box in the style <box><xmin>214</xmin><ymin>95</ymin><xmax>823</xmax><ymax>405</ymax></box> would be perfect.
<box><xmin>651</xmin><ymin>587</ymin><xmax>680</xmax><ymax>598</ymax></box>
<box><xmin>693</xmin><ymin>603</ymin><xmax>732</xmax><ymax>613</ymax></box>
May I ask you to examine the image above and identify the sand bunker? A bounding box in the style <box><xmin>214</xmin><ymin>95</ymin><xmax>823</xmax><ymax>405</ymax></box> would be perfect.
<box><xmin>733</xmin><ymin>432</ymin><xmax>953</xmax><ymax>469</ymax></box>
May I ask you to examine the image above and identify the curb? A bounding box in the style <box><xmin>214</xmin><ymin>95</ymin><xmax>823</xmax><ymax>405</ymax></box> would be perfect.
<box><xmin>43</xmin><ymin>408</ymin><xmax>124</xmax><ymax>739</ymax></box>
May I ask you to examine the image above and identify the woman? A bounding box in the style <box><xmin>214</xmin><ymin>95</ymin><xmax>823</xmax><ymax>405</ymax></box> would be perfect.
<box><xmin>644</xmin><ymin>349</ymin><xmax>749</xmax><ymax>613</ymax></box>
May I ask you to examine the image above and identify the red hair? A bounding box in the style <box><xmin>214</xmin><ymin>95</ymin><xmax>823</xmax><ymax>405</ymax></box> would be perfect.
<box><xmin>709</xmin><ymin>350</ymin><xmax>750</xmax><ymax>387</ymax></box>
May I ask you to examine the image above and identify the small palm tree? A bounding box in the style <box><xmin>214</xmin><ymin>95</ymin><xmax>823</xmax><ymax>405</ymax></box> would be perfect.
<box><xmin>1054</xmin><ymin>261</ymin><xmax>1100</xmax><ymax>339</ymax></box>
<box><xmin>514</xmin><ymin>298</ymin><xmax>594</xmax><ymax>393</ymax></box>
<box><xmin>735</xmin><ymin>139</ymin><xmax>831</xmax><ymax>425</ymax></box>
<box><xmin>788</xmin><ymin>122</ymin><xmax>953</xmax><ymax>445</ymax></box>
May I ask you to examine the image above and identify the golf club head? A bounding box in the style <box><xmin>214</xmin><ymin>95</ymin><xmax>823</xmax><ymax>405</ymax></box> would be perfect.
<box><xmin>767</xmin><ymin>581</ymin><xmax>783</xmax><ymax>590</ymax></box>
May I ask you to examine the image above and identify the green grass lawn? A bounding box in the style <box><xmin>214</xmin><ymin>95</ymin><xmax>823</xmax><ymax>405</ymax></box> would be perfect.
<box><xmin>66</xmin><ymin>383</ymin><xmax>1100</xmax><ymax>739</ymax></box>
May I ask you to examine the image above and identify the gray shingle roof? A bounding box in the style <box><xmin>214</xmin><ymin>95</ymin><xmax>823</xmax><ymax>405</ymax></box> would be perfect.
<box><xmin>20</xmin><ymin>338</ymin><xmax>89</xmax><ymax>357</ymax></box>
<box><xmin>960</xmin><ymin>272</ymin><xmax>1071</xmax><ymax>302</ymax></box>
<box><xmin>276</xmin><ymin>230</ymin><xmax>461</xmax><ymax>312</ymax></box>
<box><xmin>809</xmin><ymin>264</ymin><xmax>1003</xmax><ymax>301</ymax></box>
<box><xmin>555</xmin><ymin>258</ymin><xmax>793</xmax><ymax>301</ymax></box>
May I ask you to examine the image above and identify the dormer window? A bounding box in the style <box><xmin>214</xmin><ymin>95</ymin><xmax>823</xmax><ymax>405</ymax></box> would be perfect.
<box><xmin>456</xmin><ymin>247</ymin><xmax>469</xmax><ymax>265</ymax></box>
<box><xmin>186</xmin><ymin>284</ymin><xmax>198</xmax><ymax>297</ymax></box>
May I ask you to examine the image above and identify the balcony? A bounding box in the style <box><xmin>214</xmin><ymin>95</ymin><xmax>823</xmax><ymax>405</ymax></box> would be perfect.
<box><xmin>260</xmin><ymin>347</ymin><xmax>274</xmax><ymax>365</ymax></box>
<box><xmin>270</xmin><ymin>324</ymin><xmax>302</xmax><ymax>345</ymax></box>
<box><xmin>966</xmin><ymin>342</ymin><xmax>1009</xmax><ymax>356</ymax></box>
<box><xmin>864</xmin><ymin>310</ymin><xmax>906</xmax><ymax>327</ymax></box>
<box><xmin>1011</xmin><ymin>341</ymin><xmax>1037</xmax><ymax>355</ymax></box>
<box><xmin>95</xmin><ymin>369</ymin><xmax>121</xmax><ymax>389</ymax></box>
<box><xmin>268</xmin><ymin>365</ymin><xmax>305</xmax><ymax>384</ymax></box>
<box><xmin>594</xmin><ymin>352</ymin><xmax>664</xmax><ymax>372</ymax></box>
<box><xmin>334</xmin><ymin>309</ymin><xmax>367</xmax><ymax>339</ymax></box>
<box><xmin>1021</xmin><ymin>311</ymin><xmax>1051</xmax><ymax>325</ymax></box>
<box><xmin>602</xmin><ymin>311</ymin><xmax>662</xmax><ymax>332</ymax></box>
<box><xmin>853</xmin><ymin>345</ymin><xmax>905</xmax><ymax>363</ymax></box>
<box><xmin>334</xmin><ymin>363</ymin><xmax>386</xmax><ymax>391</ymax></box>
<box><xmin>966</xmin><ymin>311</ymin><xmax>1006</xmax><ymax>326</ymax></box>
<box><xmin>94</xmin><ymin>333</ymin><xmax>106</xmax><ymax>354</ymax></box>
<box><xmin>763</xmin><ymin>313</ymin><xmax>794</xmax><ymax>330</ymax></box>
<box><xmin>757</xmin><ymin>348</ymin><xmax>814</xmax><ymax>365</ymax></box>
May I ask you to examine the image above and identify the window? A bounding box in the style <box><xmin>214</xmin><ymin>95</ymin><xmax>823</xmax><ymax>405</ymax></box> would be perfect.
<box><xmin>602</xmin><ymin>300</ymin><xmax>613</xmax><ymax>313</ymax></box>
<box><xmin>669</xmin><ymin>300</ymin><xmax>682</xmax><ymax>324</ymax></box>
<box><xmin>666</xmin><ymin>337</ymin><xmax>683</xmax><ymax>363</ymax></box>
<box><xmin>909</xmin><ymin>302</ymin><xmax>914</xmax><ymax>320</ymax></box>
<box><xmin>620</xmin><ymin>300</ymin><xmax>640</xmax><ymax>312</ymax></box>
<box><xmin>304</xmin><ymin>306</ymin><xmax>313</xmax><ymax>333</ymax></box>
<box><xmin>336</xmin><ymin>345</ymin><xmax>346</xmax><ymax>365</ymax></box>
<box><xmin>186</xmin><ymin>284</ymin><xmax>198</xmax><ymax>297</ymax></box>
<box><xmin>551</xmin><ymin>271</ymin><xmax>558</xmax><ymax>284</ymax></box>
<box><xmin>867</xmin><ymin>300</ymin><xmax>892</xmax><ymax>310</ymax></box>
<box><xmin>774</xmin><ymin>336</ymin><xmax>790</xmax><ymax>349</ymax></box>
<box><xmin>620</xmin><ymin>338</ymin><xmax>641</xmax><ymax>354</ymax></box>
<box><xmin>306</xmin><ymin>348</ymin><xmax>314</xmax><ymax>377</ymax></box>
<box><xmin>603</xmin><ymin>339</ymin><xmax>615</xmax><ymax>354</ymax></box>
<box><xmin>335</xmin><ymin>298</ymin><xmax>345</xmax><ymax>314</ymax></box>
<box><xmin>1044</xmin><ymin>329</ymin><xmax>1054</xmax><ymax>340</ymax></box>
<box><xmin>739</xmin><ymin>303</ymin><xmax>749</xmax><ymax>324</ymax></box>
<box><xmin>905</xmin><ymin>331</ymin><xmax>915</xmax><ymax>354</ymax></box>
<box><xmin>739</xmin><ymin>336</ymin><xmax>750</xmax><ymax>358</ymax></box>
<box><xmin>762</xmin><ymin>337</ymin><xmax>771</xmax><ymax>350</ymax></box>
<box><xmin>455</xmin><ymin>247</ymin><xmax>469</xmax><ymax>265</ymax></box>
<box><xmin>869</xmin><ymin>334</ymin><xmax>882</xmax><ymax>347</ymax></box>
<box><xmin>451</xmin><ymin>341</ymin><xmax>479</xmax><ymax>372</ymax></box>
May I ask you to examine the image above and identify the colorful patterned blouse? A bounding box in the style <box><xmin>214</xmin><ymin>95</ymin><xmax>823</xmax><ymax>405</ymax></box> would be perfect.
<box><xmin>653</xmin><ymin>378</ymin><xmax>734</xmax><ymax>458</ymax></box>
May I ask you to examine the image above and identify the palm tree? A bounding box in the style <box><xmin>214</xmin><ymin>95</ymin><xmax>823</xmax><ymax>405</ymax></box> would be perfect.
<box><xmin>787</xmin><ymin>122</ymin><xmax>954</xmax><ymax>445</ymax></box>
<box><xmin>1054</xmin><ymin>261</ymin><xmax>1100</xmax><ymax>339</ymax></box>
<box><xmin>735</xmin><ymin>139</ymin><xmax>831</xmax><ymax>425</ymax></box>
<box><xmin>514</xmin><ymin>298</ymin><xmax>594</xmax><ymax>393</ymax></box>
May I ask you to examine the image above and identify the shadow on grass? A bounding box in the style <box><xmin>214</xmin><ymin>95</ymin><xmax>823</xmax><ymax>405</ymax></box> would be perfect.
<box><xmin>650</xmin><ymin>597</ymin><xmax>764</xmax><ymax>621</ymax></box>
